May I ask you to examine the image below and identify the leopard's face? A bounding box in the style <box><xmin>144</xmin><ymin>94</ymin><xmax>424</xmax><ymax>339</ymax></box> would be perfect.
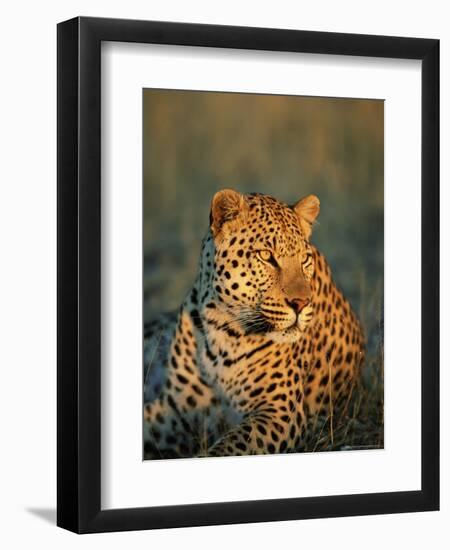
<box><xmin>206</xmin><ymin>190</ymin><xmax>320</xmax><ymax>343</ymax></box>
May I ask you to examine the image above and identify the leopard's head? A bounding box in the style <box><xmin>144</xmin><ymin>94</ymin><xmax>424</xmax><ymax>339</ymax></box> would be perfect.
<box><xmin>203</xmin><ymin>189</ymin><xmax>320</xmax><ymax>343</ymax></box>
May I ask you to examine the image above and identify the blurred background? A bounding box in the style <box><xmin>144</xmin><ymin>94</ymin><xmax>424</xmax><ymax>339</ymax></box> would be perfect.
<box><xmin>143</xmin><ymin>89</ymin><xmax>384</xmax><ymax>450</ymax></box>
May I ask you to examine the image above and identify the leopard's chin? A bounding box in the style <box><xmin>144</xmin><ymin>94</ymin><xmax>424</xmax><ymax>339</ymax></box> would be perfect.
<box><xmin>268</xmin><ymin>315</ymin><xmax>313</xmax><ymax>343</ymax></box>
<box><xmin>268</xmin><ymin>324</ymin><xmax>302</xmax><ymax>344</ymax></box>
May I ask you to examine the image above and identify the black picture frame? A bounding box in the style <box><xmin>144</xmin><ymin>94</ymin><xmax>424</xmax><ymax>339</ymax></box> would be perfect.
<box><xmin>57</xmin><ymin>16</ymin><xmax>439</xmax><ymax>533</ymax></box>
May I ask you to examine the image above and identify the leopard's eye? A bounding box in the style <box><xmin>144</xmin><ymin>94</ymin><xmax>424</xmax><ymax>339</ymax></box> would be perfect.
<box><xmin>258</xmin><ymin>250</ymin><xmax>272</xmax><ymax>262</ymax></box>
<box><xmin>257</xmin><ymin>250</ymin><xmax>278</xmax><ymax>268</ymax></box>
<box><xmin>301</xmin><ymin>250</ymin><xmax>314</xmax><ymax>280</ymax></box>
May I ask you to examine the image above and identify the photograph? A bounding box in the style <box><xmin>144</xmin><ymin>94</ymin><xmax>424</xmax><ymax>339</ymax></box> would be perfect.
<box><xmin>0</xmin><ymin>2</ymin><xmax>442</xmax><ymax>542</ymax></box>
<box><xmin>142</xmin><ymin>90</ymin><xmax>384</xmax><ymax>459</ymax></box>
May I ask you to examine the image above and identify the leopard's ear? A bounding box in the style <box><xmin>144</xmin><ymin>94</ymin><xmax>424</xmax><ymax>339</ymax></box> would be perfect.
<box><xmin>293</xmin><ymin>195</ymin><xmax>320</xmax><ymax>240</ymax></box>
<box><xmin>210</xmin><ymin>189</ymin><xmax>248</xmax><ymax>236</ymax></box>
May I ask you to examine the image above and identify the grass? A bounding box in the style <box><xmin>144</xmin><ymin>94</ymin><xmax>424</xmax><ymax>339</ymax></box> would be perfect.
<box><xmin>304</xmin><ymin>353</ymin><xmax>384</xmax><ymax>453</ymax></box>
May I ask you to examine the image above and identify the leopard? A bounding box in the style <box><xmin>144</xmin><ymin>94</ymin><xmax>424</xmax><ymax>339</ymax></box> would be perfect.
<box><xmin>143</xmin><ymin>189</ymin><xmax>365</xmax><ymax>458</ymax></box>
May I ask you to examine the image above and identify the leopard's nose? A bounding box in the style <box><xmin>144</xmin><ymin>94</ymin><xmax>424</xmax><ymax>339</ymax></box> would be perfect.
<box><xmin>288</xmin><ymin>298</ymin><xmax>310</xmax><ymax>314</ymax></box>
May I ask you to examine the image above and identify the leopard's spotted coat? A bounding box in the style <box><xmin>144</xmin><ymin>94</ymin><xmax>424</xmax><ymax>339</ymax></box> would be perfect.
<box><xmin>144</xmin><ymin>190</ymin><xmax>364</xmax><ymax>458</ymax></box>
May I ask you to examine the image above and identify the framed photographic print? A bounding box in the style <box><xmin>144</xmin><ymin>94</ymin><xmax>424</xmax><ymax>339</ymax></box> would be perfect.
<box><xmin>57</xmin><ymin>17</ymin><xmax>439</xmax><ymax>533</ymax></box>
